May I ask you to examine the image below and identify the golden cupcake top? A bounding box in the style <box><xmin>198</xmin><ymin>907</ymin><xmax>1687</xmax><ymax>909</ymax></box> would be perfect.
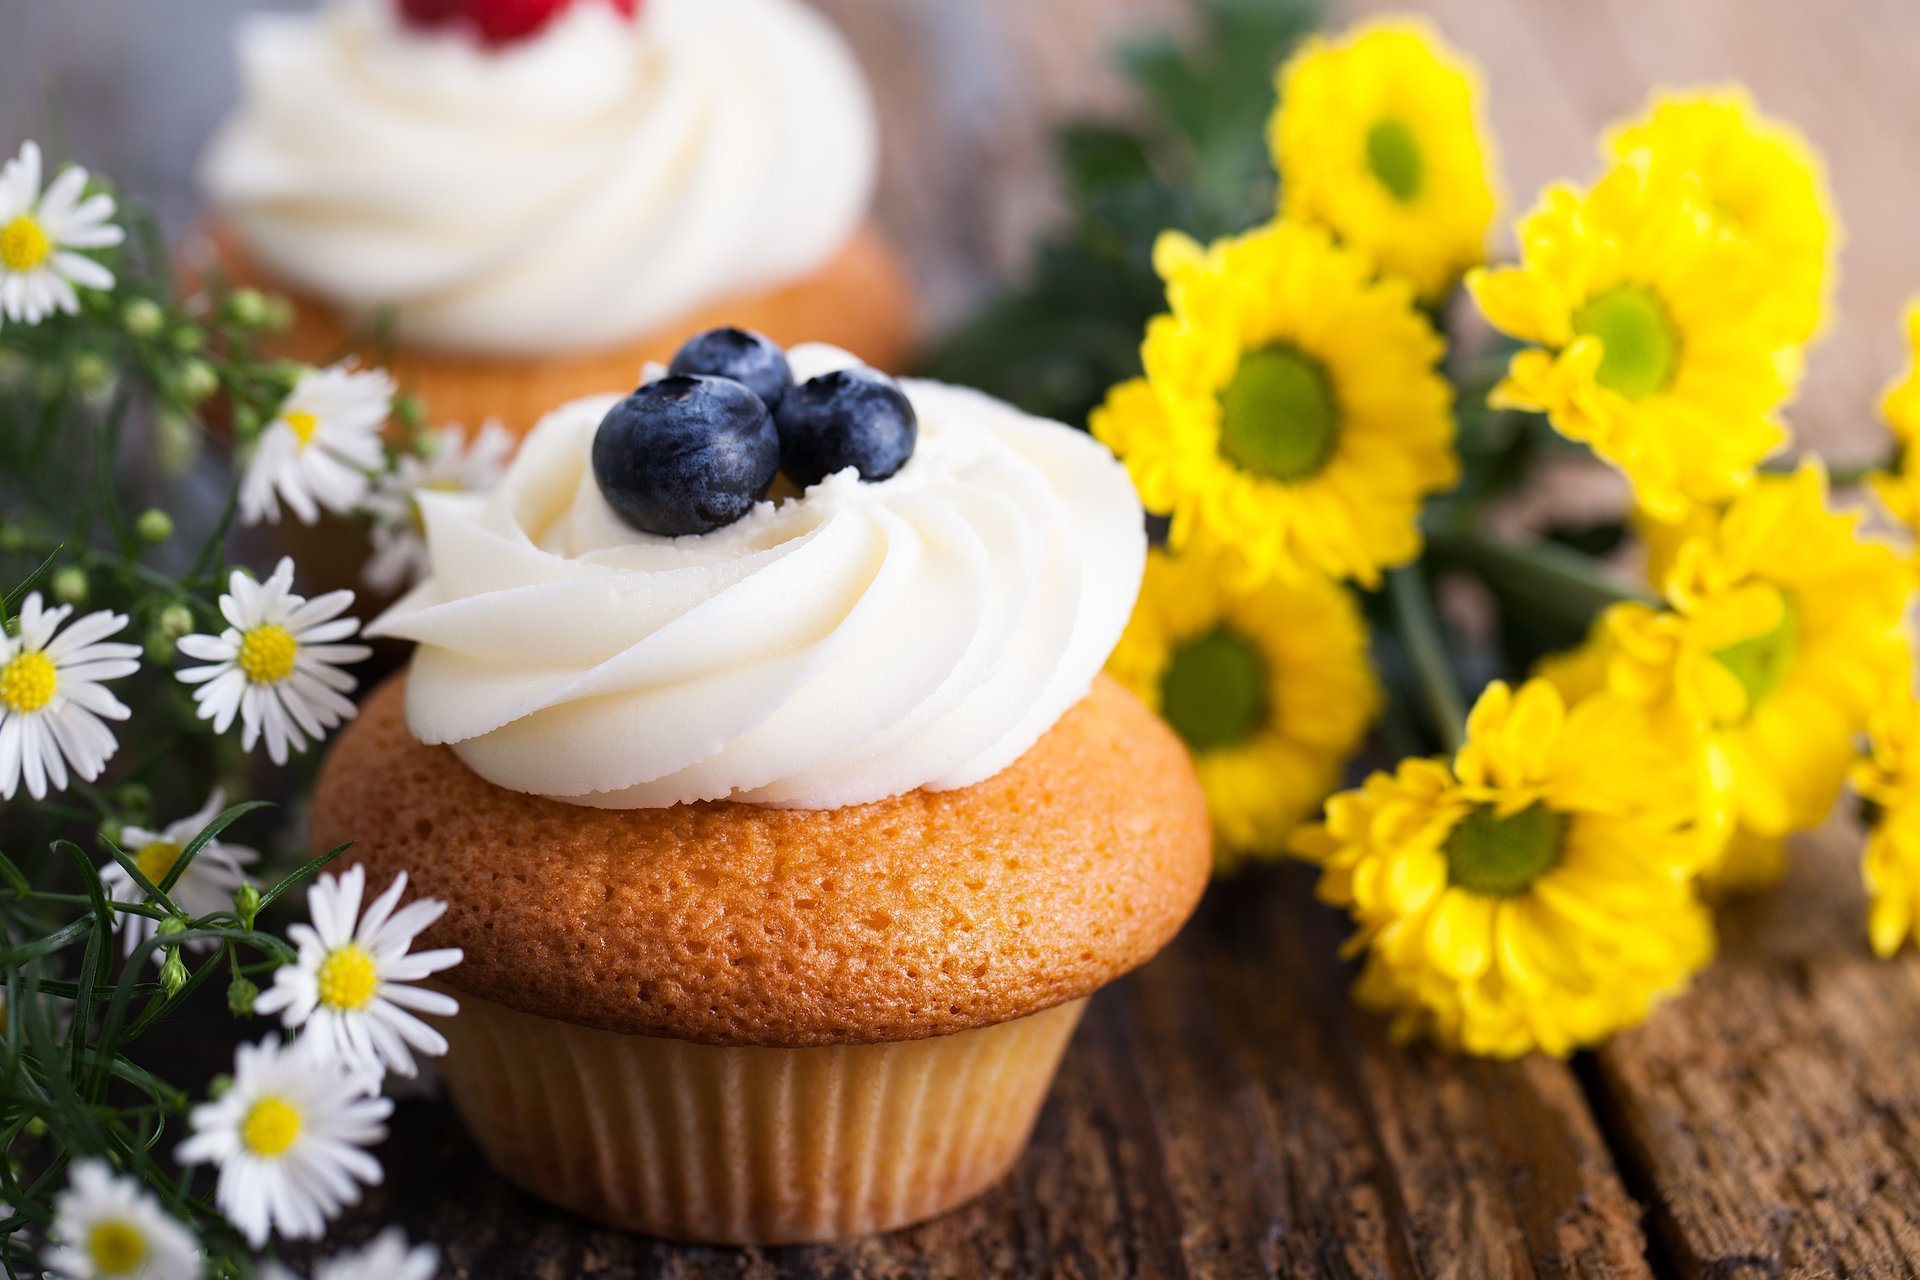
<box><xmin>314</xmin><ymin>672</ymin><xmax>1212</xmax><ymax>1045</ymax></box>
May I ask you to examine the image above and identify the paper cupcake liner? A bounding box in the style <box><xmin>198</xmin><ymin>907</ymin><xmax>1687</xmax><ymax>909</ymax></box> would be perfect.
<box><xmin>434</xmin><ymin>989</ymin><xmax>1087</xmax><ymax>1244</ymax></box>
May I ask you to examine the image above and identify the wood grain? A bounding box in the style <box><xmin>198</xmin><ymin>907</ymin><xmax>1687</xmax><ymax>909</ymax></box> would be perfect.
<box><xmin>15</xmin><ymin>2</ymin><xmax>1920</xmax><ymax>1275</ymax></box>
<box><xmin>1591</xmin><ymin>819</ymin><xmax>1920</xmax><ymax>1280</ymax></box>
<box><xmin>311</xmin><ymin>867</ymin><xmax>1649</xmax><ymax>1279</ymax></box>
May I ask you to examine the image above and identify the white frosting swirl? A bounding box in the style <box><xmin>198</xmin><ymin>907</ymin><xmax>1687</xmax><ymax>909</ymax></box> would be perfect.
<box><xmin>367</xmin><ymin>346</ymin><xmax>1147</xmax><ymax>809</ymax></box>
<box><xmin>200</xmin><ymin>0</ymin><xmax>877</xmax><ymax>355</ymax></box>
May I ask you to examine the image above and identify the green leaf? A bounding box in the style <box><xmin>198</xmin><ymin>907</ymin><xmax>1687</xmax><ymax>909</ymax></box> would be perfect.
<box><xmin>919</xmin><ymin>0</ymin><xmax>1324</xmax><ymax>428</ymax></box>
<box><xmin>159</xmin><ymin>799</ymin><xmax>272</xmax><ymax>895</ymax></box>
<box><xmin>256</xmin><ymin>840</ymin><xmax>353</xmax><ymax>915</ymax></box>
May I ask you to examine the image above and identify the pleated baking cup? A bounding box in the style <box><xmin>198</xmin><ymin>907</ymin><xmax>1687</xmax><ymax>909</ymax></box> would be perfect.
<box><xmin>434</xmin><ymin>988</ymin><xmax>1087</xmax><ymax>1244</ymax></box>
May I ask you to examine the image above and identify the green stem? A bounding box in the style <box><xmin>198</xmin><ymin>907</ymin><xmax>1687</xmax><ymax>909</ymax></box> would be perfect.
<box><xmin>1426</xmin><ymin>528</ymin><xmax>1648</xmax><ymax>631</ymax></box>
<box><xmin>1386</xmin><ymin>564</ymin><xmax>1465</xmax><ymax>755</ymax></box>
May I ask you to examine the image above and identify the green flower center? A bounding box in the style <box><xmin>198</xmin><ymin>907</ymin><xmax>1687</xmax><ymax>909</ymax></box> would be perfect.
<box><xmin>1217</xmin><ymin>344</ymin><xmax>1339</xmax><ymax>482</ymax></box>
<box><xmin>1572</xmin><ymin>284</ymin><xmax>1680</xmax><ymax>400</ymax></box>
<box><xmin>1711</xmin><ymin>594</ymin><xmax>1798</xmax><ymax>714</ymax></box>
<box><xmin>1443</xmin><ymin>801</ymin><xmax>1568</xmax><ymax>896</ymax></box>
<box><xmin>1365</xmin><ymin>117</ymin><xmax>1424</xmax><ymax>203</ymax></box>
<box><xmin>1160</xmin><ymin>626</ymin><xmax>1268</xmax><ymax>752</ymax></box>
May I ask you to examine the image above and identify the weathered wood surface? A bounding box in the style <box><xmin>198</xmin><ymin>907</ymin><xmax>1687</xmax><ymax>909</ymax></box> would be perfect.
<box><xmin>336</xmin><ymin>865</ymin><xmax>1651</xmax><ymax>1279</ymax></box>
<box><xmin>17</xmin><ymin>0</ymin><xmax>1920</xmax><ymax>1276</ymax></box>
<box><xmin>1593</xmin><ymin>820</ymin><xmax>1920</xmax><ymax>1280</ymax></box>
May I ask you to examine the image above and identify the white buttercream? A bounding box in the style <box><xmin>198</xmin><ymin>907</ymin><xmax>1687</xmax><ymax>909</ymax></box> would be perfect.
<box><xmin>200</xmin><ymin>0</ymin><xmax>877</xmax><ymax>355</ymax></box>
<box><xmin>367</xmin><ymin>346</ymin><xmax>1148</xmax><ymax>809</ymax></box>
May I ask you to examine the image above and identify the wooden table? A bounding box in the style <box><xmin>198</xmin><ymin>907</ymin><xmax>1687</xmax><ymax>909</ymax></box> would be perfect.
<box><xmin>340</xmin><ymin>818</ymin><xmax>1918</xmax><ymax>1279</ymax></box>
<box><xmin>16</xmin><ymin>1</ymin><xmax>1920</xmax><ymax>1275</ymax></box>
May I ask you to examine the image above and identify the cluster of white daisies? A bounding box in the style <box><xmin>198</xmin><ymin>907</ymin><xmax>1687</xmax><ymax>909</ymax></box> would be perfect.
<box><xmin>38</xmin><ymin>863</ymin><xmax>463</xmax><ymax>1278</ymax></box>
<box><xmin>0</xmin><ymin>138</ymin><xmax>512</xmax><ymax>802</ymax></box>
<box><xmin>2</xmin><ymin>139</ymin><xmax>503</xmax><ymax>1278</ymax></box>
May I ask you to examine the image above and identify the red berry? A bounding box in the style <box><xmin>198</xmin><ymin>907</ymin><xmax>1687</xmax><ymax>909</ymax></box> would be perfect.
<box><xmin>396</xmin><ymin>0</ymin><xmax>640</xmax><ymax>47</ymax></box>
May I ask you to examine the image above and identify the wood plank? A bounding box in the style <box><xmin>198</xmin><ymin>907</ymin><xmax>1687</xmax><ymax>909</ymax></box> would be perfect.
<box><xmin>1591</xmin><ymin>821</ymin><xmax>1920</xmax><ymax>1279</ymax></box>
<box><xmin>327</xmin><ymin>866</ymin><xmax>1649</xmax><ymax>1278</ymax></box>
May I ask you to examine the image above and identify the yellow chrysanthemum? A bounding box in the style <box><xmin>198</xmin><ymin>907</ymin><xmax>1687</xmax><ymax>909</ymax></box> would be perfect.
<box><xmin>1542</xmin><ymin>463</ymin><xmax>1911</xmax><ymax>889</ymax></box>
<box><xmin>1854</xmin><ymin>701</ymin><xmax>1920</xmax><ymax>958</ymax></box>
<box><xmin>1871</xmin><ymin>302</ymin><xmax>1920</xmax><ymax>531</ymax></box>
<box><xmin>1091</xmin><ymin>221</ymin><xmax>1457</xmax><ymax>589</ymax></box>
<box><xmin>1270</xmin><ymin>18</ymin><xmax>1498</xmax><ymax>300</ymax></box>
<box><xmin>1607</xmin><ymin>88</ymin><xmax>1837</xmax><ymax>345</ymax></box>
<box><xmin>1468</xmin><ymin>164</ymin><xmax>1800</xmax><ymax>518</ymax></box>
<box><xmin>1109</xmin><ymin>546</ymin><xmax>1378</xmax><ymax>873</ymax></box>
<box><xmin>1292</xmin><ymin>679</ymin><xmax>1713</xmax><ymax>1059</ymax></box>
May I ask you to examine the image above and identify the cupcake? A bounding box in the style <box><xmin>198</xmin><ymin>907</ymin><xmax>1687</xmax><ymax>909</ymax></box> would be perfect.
<box><xmin>310</xmin><ymin>340</ymin><xmax>1211</xmax><ymax>1242</ymax></box>
<box><xmin>196</xmin><ymin>0</ymin><xmax>915</xmax><ymax>435</ymax></box>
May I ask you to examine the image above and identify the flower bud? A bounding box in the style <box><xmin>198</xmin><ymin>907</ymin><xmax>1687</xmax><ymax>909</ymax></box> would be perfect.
<box><xmin>159</xmin><ymin>948</ymin><xmax>188</xmax><ymax>996</ymax></box>
<box><xmin>136</xmin><ymin>508</ymin><xmax>175</xmax><ymax>544</ymax></box>
<box><xmin>226</xmin><ymin>287</ymin><xmax>269</xmax><ymax>328</ymax></box>
<box><xmin>227</xmin><ymin>977</ymin><xmax>260</xmax><ymax>1018</ymax></box>
<box><xmin>171</xmin><ymin>324</ymin><xmax>205</xmax><ymax>354</ymax></box>
<box><xmin>51</xmin><ymin>566</ymin><xmax>88</xmax><ymax>605</ymax></box>
<box><xmin>157</xmin><ymin>915</ymin><xmax>189</xmax><ymax>938</ymax></box>
<box><xmin>122</xmin><ymin>297</ymin><xmax>165</xmax><ymax>337</ymax></box>
<box><xmin>158</xmin><ymin>603</ymin><xmax>195</xmax><ymax>639</ymax></box>
<box><xmin>234</xmin><ymin>882</ymin><xmax>262</xmax><ymax>927</ymax></box>
<box><xmin>177</xmin><ymin>359</ymin><xmax>219</xmax><ymax>404</ymax></box>
<box><xmin>70</xmin><ymin>351</ymin><xmax>113</xmax><ymax>394</ymax></box>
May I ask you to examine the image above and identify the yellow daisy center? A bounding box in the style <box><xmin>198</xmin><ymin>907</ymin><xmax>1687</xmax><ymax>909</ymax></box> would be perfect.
<box><xmin>317</xmin><ymin>943</ymin><xmax>380</xmax><ymax>1011</ymax></box>
<box><xmin>135</xmin><ymin>840</ymin><xmax>184</xmax><ymax>885</ymax></box>
<box><xmin>236</xmin><ymin>623</ymin><xmax>298</xmax><ymax>685</ymax></box>
<box><xmin>1160</xmin><ymin>626</ymin><xmax>1269</xmax><ymax>752</ymax></box>
<box><xmin>1443</xmin><ymin>801</ymin><xmax>1568</xmax><ymax>896</ymax></box>
<box><xmin>1217</xmin><ymin>344</ymin><xmax>1339</xmax><ymax>482</ymax></box>
<box><xmin>1364</xmin><ymin>117</ymin><xmax>1424</xmax><ymax>203</ymax></box>
<box><xmin>86</xmin><ymin>1219</ymin><xmax>147</xmax><ymax>1275</ymax></box>
<box><xmin>1572</xmin><ymin>284</ymin><xmax>1681</xmax><ymax>400</ymax></box>
<box><xmin>0</xmin><ymin>650</ymin><xmax>57</xmax><ymax>714</ymax></box>
<box><xmin>284</xmin><ymin>409</ymin><xmax>321</xmax><ymax>449</ymax></box>
<box><xmin>1711</xmin><ymin>594</ymin><xmax>1799</xmax><ymax>714</ymax></box>
<box><xmin>241</xmin><ymin>1096</ymin><xmax>303</xmax><ymax>1157</ymax></box>
<box><xmin>0</xmin><ymin>214</ymin><xmax>52</xmax><ymax>272</ymax></box>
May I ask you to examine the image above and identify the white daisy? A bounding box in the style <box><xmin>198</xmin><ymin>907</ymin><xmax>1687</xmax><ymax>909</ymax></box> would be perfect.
<box><xmin>42</xmin><ymin>1158</ymin><xmax>199</xmax><ymax>1280</ymax></box>
<box><xmin>0</xmin><ymin>593</ymin><xmax>140</xmax><ymax>801</ymax></box>
<box><xmin>175</xmin><ymin>558</ymin><xmax>371</xmax><ymax>766</ymax></box>
<box><xmin>240</xmin><ymin>362</ymin><xmax>393</xmax><ymax>527</ymax></box>
<box><xmin>0</xmin><ymin>141</ymin><xmax>123</xmax><ymax>327</ymax></box>
<box><xmin>260</xmin><ymin>1227</ymin><xmax>439</xmax><ymax>1280</ymax></box>
<box><xmin>101</xmin><ymin>790</ymin><xmax>259</xmax><ymax>961</ymax></box>
<box><xmin>362</xmin><ymin>422</ymin><xmax>513</xmax><ymax>595</ymax></box>
<box><xmin>256</xmin><ymin>866</ymin><xmax>462</xmax><ymax>1079</ymax></box>
<box><xmin>176</xmin><ymin>1036</ymin><xmax>392</xmax><ymax>1248</ymax></box>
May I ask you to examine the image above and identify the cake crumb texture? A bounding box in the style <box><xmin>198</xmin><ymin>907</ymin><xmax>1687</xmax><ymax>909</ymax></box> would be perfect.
<box><xmin>311</xmin><ymin>673</ymin><xmax>1211</xmax><ymax>1046</ymax></box>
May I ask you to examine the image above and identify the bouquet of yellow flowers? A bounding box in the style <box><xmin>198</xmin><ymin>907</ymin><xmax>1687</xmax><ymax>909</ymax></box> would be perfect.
<box><xmin>941</xmin><ymin>10</ymin><xmax>1920</xmax><ymax>1061</ymax></box>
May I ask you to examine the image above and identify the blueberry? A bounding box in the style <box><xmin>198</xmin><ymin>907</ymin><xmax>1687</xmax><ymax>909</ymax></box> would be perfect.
<box><xmin>773</xmin><ymin>367</ymin><xmax>918</xmax><ymax>488</ymax></box>
<box><xmin>591</xmin><ymin>376</ymin><xmax>779</xmax><ymax>537</ymax></box>
<box><xmin>667</xmin><ymin>327</ymin><xmax>793</xmax><ymax>410</ymax></box>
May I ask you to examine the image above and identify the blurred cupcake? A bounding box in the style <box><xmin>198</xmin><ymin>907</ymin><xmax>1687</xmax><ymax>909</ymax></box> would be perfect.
<box><xmin>311</xmin><ymin>340</ymin><xmax>1211</xmax><ymax>1242</ymax></box>
<box><xmin>196</xmin><ymin>0</ymin><xmax>915</xmax><ymax>435</ymax></box>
